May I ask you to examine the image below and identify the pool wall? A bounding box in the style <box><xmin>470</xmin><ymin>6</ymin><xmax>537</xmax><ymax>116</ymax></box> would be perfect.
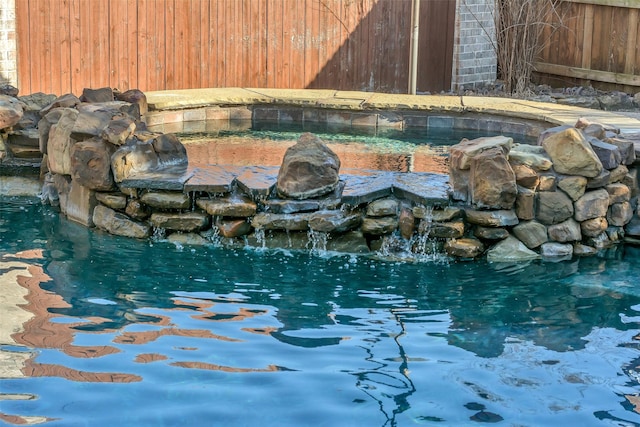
<box><xmin>3</xmin><ymin>87</ymin><xmax>640</xmax><ymax>261</ymax></box>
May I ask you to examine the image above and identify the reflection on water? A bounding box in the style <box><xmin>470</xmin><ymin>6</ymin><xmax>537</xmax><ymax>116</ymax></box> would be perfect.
<box><xmin>2</xmin><ymin>199</ymin><xmax>640</xmax><ymax>426</ymax></box>
<box><xmin>179</xmin><ymin>128</ymin><xmax>462</xmax><ymax>174</ymax></box>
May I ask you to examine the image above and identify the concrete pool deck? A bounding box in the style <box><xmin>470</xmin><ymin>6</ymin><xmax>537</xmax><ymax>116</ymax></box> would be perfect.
<box><xmin>144</xmin><ymin>88</ymin><xmax>640</xmax><ymax>135</ymax></box>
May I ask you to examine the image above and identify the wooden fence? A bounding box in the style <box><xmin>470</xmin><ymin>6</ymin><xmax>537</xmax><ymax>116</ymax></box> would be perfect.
<box><xmin>535</xmin><ymin>0</ymin><xmax>640</xmax><ymax>92</ymax></box>
<box><xmin>16</xmin><ymin>0</ymin><xmax>455</xmax><ymax>96</ymax></box>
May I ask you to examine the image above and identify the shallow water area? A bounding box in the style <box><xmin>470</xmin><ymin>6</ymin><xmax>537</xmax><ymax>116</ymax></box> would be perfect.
<box><xmin>176</xmin><ymin>125</ymin><xmax>531</xmax><ymax>174</ymax></box>
<box><xmin>2</xmin><ymin>198</ymin><xmax>640</xmax><ymax>426</ymax></box>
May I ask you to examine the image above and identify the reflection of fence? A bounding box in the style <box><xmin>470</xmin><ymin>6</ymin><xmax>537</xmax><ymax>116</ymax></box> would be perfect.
<box><xmin>16</xmin><ymin>0</ymin><xmax>455</xmax><ymax>96</ymax></box>
<box><xmin>534</xmin><ymin>0</ymin><xmax>640</xmax><ymax>92</ymax></box>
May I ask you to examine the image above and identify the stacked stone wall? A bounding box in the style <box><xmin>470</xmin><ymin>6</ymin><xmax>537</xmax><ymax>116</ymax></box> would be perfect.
<box><xmin>449</xmin><ymin>122</ymin><xmax>640</xmax><ymax>261</ymax></box>
<box><xmin>2</xmin><ymin>87</ymin><xmax>640</xmax><ymax>262</ymax></box>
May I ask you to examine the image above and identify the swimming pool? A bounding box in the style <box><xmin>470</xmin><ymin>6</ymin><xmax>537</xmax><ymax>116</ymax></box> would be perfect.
<box><xmin>2</xmin><ymin>198</ymin><xmax>640</xmax><ymax>426</ymax></box>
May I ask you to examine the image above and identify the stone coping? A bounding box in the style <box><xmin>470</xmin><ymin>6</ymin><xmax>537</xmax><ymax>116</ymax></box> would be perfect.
<box><xmin>144</xmin><ymin>88</ymin><xmax>640</xmax><ymax>135</ymax></box>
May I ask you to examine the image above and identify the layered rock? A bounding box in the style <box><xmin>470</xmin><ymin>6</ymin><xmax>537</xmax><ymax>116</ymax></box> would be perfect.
<box><xmin>276</xmin><ymin>133</ymin><xmax>340</xmax><ymax>199</ymax></box>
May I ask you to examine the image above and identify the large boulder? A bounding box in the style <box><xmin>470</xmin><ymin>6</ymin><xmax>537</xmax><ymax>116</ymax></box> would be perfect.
<box><xmin>115</xmin><ymin>89</ymin><xmax>148</xmax><ymax>116</ymax></box>
<box><xmin>111</xmin><ymin>134</ymin><xmax>187</xmax><ymax>182</ymax></box>
<box><xmin>469</xmin><ymin>146</ymin><xmax>517</xmax><ymax>209</ymax></box>
<box><xmin>93</xmin><ymin>204</ymin><xmax>151</xmax><ymax>238</ymax></box>
<box><xmin>70</xmin><ymin>138</ymin><xmax>116</xmax><ymax>191</ymax></box>
<box><xmin>542</xmin><ymin>128</ymin><xmax>603</xmax><ymax>177</ymax></box>
<box><xmin>47</xmin><ymin>108</ymin><xmax>79</xmax><ymax>175</ymax></box>
<box><xmin>276</xmin><ymin>133</ymin><xmax>340</xmax><ymax>199</ymax></box>
<box><xmin>0</xmin><ymin>94</ymin><xmax>24</xmax><ymax>129</ymax></box>
<box><xmin>111</xmin><ymin>140</ymin><xmax>158</xmax><ymax>182</ymax></box>
<box><xmin>449</xmin><ymin>135</ymin><xmax>513</xmax><ymax>202</ymax></box>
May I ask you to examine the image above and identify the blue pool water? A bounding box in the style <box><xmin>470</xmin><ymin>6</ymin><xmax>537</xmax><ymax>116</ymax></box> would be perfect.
<box><xmin>2</xmin><ymin>198</ymin><xmax>640</xmax><ymax>426</ymax></box>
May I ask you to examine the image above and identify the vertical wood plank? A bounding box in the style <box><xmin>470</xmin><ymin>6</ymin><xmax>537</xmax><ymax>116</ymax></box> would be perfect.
<box><xmin>164</xmin><ymin>0</ymin><xmax>176</xmax><ymax>90</ymax></box>
<box><xmin>624</xmin><ymin>9</ymin><xmax>638</xmax><ymax>75</ymax></box>
<box><xmin>200</xmin><ymin>0</ymin><xmax>209</xmax><ymax>88</ymax></box>
<box><xmin>206</xmin><ymin>0</ymin><xmax>217</xmax><ymax>87</ymax></box>
<box><xmin>190</xmin><ymin>0</ymin><xmax>202</xmax><ymax>89</ymax></box>
<box><xmin>581</xmin><ymin>3</ymin><xmax>594</xmax><ymax>69</ymax></box>
<box><xmin>633</xmin><ymin>8</ymin><xmax>640</xmax><ymax>76</ymax></box>
<box><xmin>265</xmin><ymin>0</ymin><xmax>275</xmax><ymax>87</ymax></box>
<box><xmin>69</xmin><ymin>0</ymin><xmax>81</xmax><ymax>94</ymax></box>
<box><xmin>15</xmin><ymin>0</ymin><xmax>32</xmax><ymax>93</ymax></box>
<box><xmin>216</xmin><ymin>0</ymin><xmax>227</xmax><ymax>87</ymax></box>
<box><xmin>48</xmin><ymin>0</ymin><xmax>63</xmax><ymax>95</ymax></box>
<box><xmin>33</xmin><ymin>0</ymin><xmax>48</xmax><ymax>93</ymax></box>
<box><xmin>241</xmin><ymin>0</ymin><xmax>250</xmax><ymax>87</ymax></box>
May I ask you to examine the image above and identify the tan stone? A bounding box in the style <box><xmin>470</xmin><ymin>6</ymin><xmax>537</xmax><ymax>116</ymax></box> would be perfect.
<box><xmin>470</xmin><ymin>147</ymin><xmax>517</xmax><ymax>209</ymax></box>
<box><xmin>216</xmin><ymin>218</ymin><xmax>252</xmax><ymax>238</ymax></box>
<box><xmin>251</xmin><ymin>212</ymin><xmax>311</xmax><ymax>231</ymax></box>
<box><xmin>508</xmin><ymin>150</ymin><xmax>553</xmax><ymax>171</ymax></box>
<box><xmin>398</xmin><ymin>208</ymin><xmax>415</xmax><ymax>239</ymax></box>
<box><xmin>70</xmin><ymin>138</ymin><xmax>115</xmax><ymax>191</ymax></box>
<box><xmin>557</xmin><ymin>175</ymin><xmax>587</xmax><ymax>201</ymax></box>
<box><xmin>580</xmin><ymin>217</ymin><xmax>608</xmax><ymax>237</ymax></box>
<box><xmin>95</xmin><ymin>192</ymin><xmax>127</xmax><ymax>210</ymax></box>
<box><xmin>428</xmin><ymin>220</ymin><xmax>465</xmax><ymax>239</ymax></box>
<box><xmin>276</xmin><ymin>133</ymin><xmax>340</xmax><ymax>199</ymax></box>
<box><xmin>101</xmin><ymin>118</ymin><xmax>136</xmax><ymax>146</ymax></box>
<box><xmin>464</xmin><ymin>208</ymin><xmax>519</xmax><ymax>227</ymax></box>
<box><xmin>308</xmin><ymin>211</ymin><xmax>362</xmax><ymax>233</ymax></box>
<box><xmin>444</xmin><ymin>238</ymin><xmax>485</xmax><ymax>259</ymax></box>
<box><xmin>511</xmin><ymin>163</ymin><xmax>539</xmax><ymax>189</ymax></box>
<box><xmin>196</xmin><ymin>196</ymin><xmax>257</xmax><ymax>217</ymax></box>
<box><xmin>608</xmin><ymin>164</ymin><xmax>629</xmax><ymax>184</ymax></box>
<box><xmin>538</xmin><ymin>174</ymin><xmax>556</xmax><ymax>191</ymax></box>
<box><xmin>605</xmin><ymin>183</ymin><xmax>631</xmax><ymax>204</ymax></box>
<box><xmin>473</xmin><ymin>226</ymin><xmax>509</xmax><ymax>241</ymax></box>
<box><xmin>607</xmin><ymin>202</ymin><xmax>634</xmax><ymax>227</ymax></box>
<box><xmin>150</xmin><ymin>211</ymin><xmax>210</xmax><ymax>232</ymax></box>
<box><xmin>513</xmin><ymin>220</ymin><xmax>548</xmax><ymax>249</ymax></box>
<box><xmin>125</xmin><ymin>198</ymin><xmax>151</xmax><ymax>220</ymax></box>
<box><xmin>547</xmin><ymin>218</ymin><xmax>581</xmax><ymax>242</ymax></box>
<box><xmin>166</xmin><ymin>232</ymin><xmax>210</xmax><ymax>246</ymax></box>
<box><xmin>361</xmin><ymin>216</ymin><xmax>398</xmax><ymax>235</ymax></box>
<box><xmin>515</xmin><ymin>186</ymin><xmax>535</xmax><ymax>220</ymax></box>
<box><xmin>536</xmin><ymin>191</ymin><xmax>574</xmax><ymax>225</ymax></box>
<box><xmin>140</xmin><ymin>191</ymin><xmax>190</xmax><ymax>209</ymax></box>
<box><xmin>542</xmin><ymin>128</ymin><xmax>603</xmax><ymax>177</ymax></box>
<box><xmin>0</xmin><ymin>94</ymin><xmax>24</xmax><ymax>129</ymax></box>
<box><xmin>93</xmin><ymin>204</ymin><xmax>151</xmax><ymax>238</ymax></box>
<box><xmin>449</xmin><ymin>135</ymin><xmax>513</xmax><ymax>171</ymax></box>
<box><xmin>574</xmin><ymin>189</ymin><xmax>610</xmax><ymax>222</ymax></box>
<box><xmin>47</xmin><ymin>108</ymin><xmax>79</xmax><ymax>175</ymax></box>
<box><xmin>486</xmin><ymin>235</ymin><xmax>540</xmax><ymax>262</ymax></box>
<box><xmin>64</xmin><ymin>181</ymin><xmax>98</xmax><ymax>227</ymax></box>
<box><xmin>366</xmin><ymin>198</ymin><xmax>398</xmax><ymax>217</ymax></box>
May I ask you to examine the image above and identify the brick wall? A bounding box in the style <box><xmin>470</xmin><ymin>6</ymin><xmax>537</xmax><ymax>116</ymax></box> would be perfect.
<box><xmin>451</xmin><ymin>0</ymin><xmax>497</xmax><ymax>91</ymax></box>
<box><xmin>0</xmin><ymin>0</ymin><xmax>16</xmax><ymax>88</ymax></box>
